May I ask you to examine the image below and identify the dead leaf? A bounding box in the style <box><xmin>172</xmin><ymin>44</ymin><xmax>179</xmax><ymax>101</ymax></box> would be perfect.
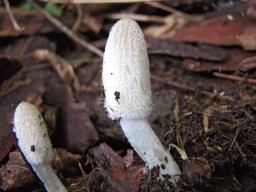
<box><xmin>33</xmin><ymin>49</ymin><xmax>84</xmax><ymax>93</ymax></box>
<box><xmin>148</xmin><ymin>38</ymin><xmax>227</xmax><ymax>61</ymax></box>
<box><xmin>90</xmin><ymin>143</ymin><xmax>143</xmax><ymax>192</ymax></box>
<box><xmin>238</xmin><ymin>26</ymin><xmax>256</xmax><ymax>50</ymax></box>
<box><xmin>0</xmin><ymin>149</ymin><xmax>81</xmax><ymax>191</ymax></box>
<box><xmin>182</xmin><ymin>49</ymin><xmax>256</xmax><ymax>72</ymax></box>
<box><xmin>165</xmin><ymin>14</ymin><xmax>255</xmax><ymax>46</ymax></box>
<box><xmin>144</xmin><ymin>15</ymin><xmax>177</xmax><ymax>38</ymax></box>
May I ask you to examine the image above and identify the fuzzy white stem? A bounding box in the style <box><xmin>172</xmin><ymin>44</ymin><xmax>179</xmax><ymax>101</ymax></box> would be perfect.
<box><xmin>32</xmin><ymin>164</ymin><xmax>67</xmax><ymax>192</ymax></box>
<box><xmin>120</xmin><ymin>118</ymin><xmax>181</xmax><ymax>183</ymax></box>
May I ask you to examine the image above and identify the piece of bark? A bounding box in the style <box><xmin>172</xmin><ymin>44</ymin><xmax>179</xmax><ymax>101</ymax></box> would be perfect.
<box><xmin>43</xmin><ymin>84</ymin><xmax>99</xmax><ymax>152</ymax></box>
<box><xmin>238</xmin><ymin>26</ymin><xmax>256</xmax><ymax>50</ymax></box>
<box><xmin>245</xmin><ymin>1</ymin><xmax>256</xmax><ymax>19</ymax></box>
<box><xmin>0</xmin><ymin>149</ymin><xmax>81</xmax><ymax>191</ymax></box>
<box><xmin>148</xmin><ymin>38</ymin><xmax>227</xmax><ymax>61</ymax></box>
<box><xmin>182</xmin><ymin>49</ymin><xmax>256</xmax><ymax>72</ymax></box>
<box><xmin>57</xmin><ymin>102</ymin><xmax>99</xmax><ymax>153</ymax></box>
<box><xmin>165</xmin><ymin>14</ymin><xmax>255</xmax><ymax>46</ymax></box>
<box><xmin>42</xmin><ymin>84</ymin><xmax>75</xmax><ymax>107</ymax></box>
<box><xmin>90</xmin><ymin>143</ymin><xmax>143</xmax><ymax>192</ymax></box>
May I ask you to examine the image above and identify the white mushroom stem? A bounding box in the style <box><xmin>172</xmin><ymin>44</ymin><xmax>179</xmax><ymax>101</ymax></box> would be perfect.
<box><xmin>13</xmin><ymin>102</ymin><xmax>68</xmax><ymax>192</ymax></box>
<box><xmin>32</xmin><ymin>164</ymin><xmax>67</xmax><ymax>192</ymax></box>
<box><xmin>120</xmin><ymin>119</ymin><xmax>180</xmax><ymax>182</ymax></box>
<box><xmin>102</xmin><ymin>18</ymin><xmax>181</xmax><ymax>184</ymax></box>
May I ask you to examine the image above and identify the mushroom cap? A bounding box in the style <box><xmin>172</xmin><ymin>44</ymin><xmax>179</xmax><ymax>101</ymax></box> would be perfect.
<box><xmin>13</xmin><ymin>102</ymin><xmax>53</xmax><ymax>165</ymax></box>
<box><xmin>102</xmin><ymin>18</ymin><xmax>152</xmax><ymax>120</ymax></box>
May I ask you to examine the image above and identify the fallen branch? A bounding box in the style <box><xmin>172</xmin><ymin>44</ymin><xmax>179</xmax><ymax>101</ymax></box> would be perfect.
<box><xmin>38</xmin><ymin>0</ymin><xmax>169</xmax><ymax>3</ymax></box>
<box><xmin>31</xmin><ymin>2</ymin><xmax>103</xmax><ymax>57</ymax></box>
<box><xmin>213</xmin><ymin>72</ymin><xmax>256</xmax><ymax>85</ymax></box>
<box><xmin>3</xmin><ymin>0</ymin><xmax>25</xmax><ymax>31</ymax></box>
<box><xmin>145</xmin><ymin>1</ymin><xmax>202</xmax><ymax>22</ymax></box>
<box><xmin>33</xmin><ymin>49</ymin><xmax>84</xmax><ymax>92</ymax></box>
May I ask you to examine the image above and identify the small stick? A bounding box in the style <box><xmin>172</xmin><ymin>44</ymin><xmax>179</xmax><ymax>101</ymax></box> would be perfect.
<box><xmin>213</xmin><ymin>72</ymin><xmax>256</xmax><ymax>85</ymax></box>
<box><xmin>0</xmin><ymin>79</ymin><xmax>31</xmax><ymax>98</ymax></box>
<box><xmin>107</xmin><ymin>13</ymin><xmax>165</xmax><ymax>23</ymax></box>
<box><xmin>3</xmin><ymin>0</ymin><xmax>25</xmax><ymax>31</ymax></box>
<box><xmin>31</xmin><ymin>1</ymin><xmax>103</xmax><ymax>57</ymax></box>
<box><xmin>33</xmin><ymin>49</ymin><xmax>84</xmax><ymax>92</ymax></box>
<box><xmin>145</xmin><ymin>2</ymin><xmax>202</xmax><ymax>22</ymax></box>
<box><xmin>72</xmin><ymin>4</ymin><xmax>83</xmax><ymax>31</ymax></box>
<box><xmin>38</xmin><ymin>0</ymin><xmax>169</xmax><ymax>3</ymax></box>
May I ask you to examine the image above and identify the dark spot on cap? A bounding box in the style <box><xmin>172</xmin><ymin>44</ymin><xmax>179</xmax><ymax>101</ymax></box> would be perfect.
<box><xmin>164</xmin><ymin>156</ymin><xmax>168</xmax><ymax>163</ymax></box>
<box><xmin>39</xmin><ymin>121</ymin><xmax>44</xmax><ymax>126</ymax></box>
<box><xmin>111</xmin><ymin>73</ymin><xmax>113</xmax><ymax>75</ymax></box>
<box><xmin>38</xmin><ymin>115</ymin><xmax>42</xmax><ymax>119</ymax></box>
<box><xmin>43</xmin><ymin>133</ymin><xmax>47</xmax><ymax>137</ymax></box>
<box><xmin>114</xmin><ymin>91</ymin><xmax>120</xmax><ymax>104</ymax></box>
<box><xmin>162</xmin><ymin>174</ymin><xmax>171</xmax><ymax>179</ymax></box>
<box><xmin>113</xmin><ymin>117</ymin><xmax>121</xmax><ymax>124</ymax></box>
<box><xmin>31</xmin><ymin>145</ymin><xmax>35</xmax><ymax>152</ymax></box>
<box><xmin>161</xmin><ymin>164</ymin><xmax>166</xmax><ymax>169</ymax></box>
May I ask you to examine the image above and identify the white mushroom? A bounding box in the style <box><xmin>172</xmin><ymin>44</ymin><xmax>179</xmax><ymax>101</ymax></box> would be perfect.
<box><xmin>13</xmin><ymin>102</ymin><xmax>68</xmax><ymax>192</ymax></box>
<box><xmin>102</xmin><ymin>18</ymin><xmax>181</xmax><ymax>184</ymax></box>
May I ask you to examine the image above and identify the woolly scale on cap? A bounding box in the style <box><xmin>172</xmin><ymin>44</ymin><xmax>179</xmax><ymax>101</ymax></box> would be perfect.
<box><xmin>102</xmin><ymin>18</ymin><xmax>152</xmax><ymax>120</ymax></box>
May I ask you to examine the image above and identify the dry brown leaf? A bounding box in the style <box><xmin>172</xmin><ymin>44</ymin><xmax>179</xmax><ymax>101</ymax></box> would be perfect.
<box><xmin>0</xmin><ymin>149</ymin><xmax>81</xmax><ymax>191</ymax></box>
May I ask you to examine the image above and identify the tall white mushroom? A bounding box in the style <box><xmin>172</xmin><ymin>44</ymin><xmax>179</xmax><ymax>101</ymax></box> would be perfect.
<box><xmin>102</xmin><ymin>18</ymin><xmax>181</xmax><ymax>184</ymax></box>
<box><xmin>13</xmin><ymin>102</ymin><xmax>68</xmax><ymax>192</ymax></box>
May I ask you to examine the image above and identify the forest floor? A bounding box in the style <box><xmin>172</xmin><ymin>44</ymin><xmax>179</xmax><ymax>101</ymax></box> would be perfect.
<box><xmin>0</xmin><ymin>0</ymin><xmax>256</xmax><ymax>191</ymax></box>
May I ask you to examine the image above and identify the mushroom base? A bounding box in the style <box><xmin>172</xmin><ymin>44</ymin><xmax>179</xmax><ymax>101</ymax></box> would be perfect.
<box><xmin>32</xmin><ymin>164</ymin><xmax>68</xmax><ymax>192</ymax></box>
<box><xmin>120</xmin><ymin>118</ymin><xmax>181</xmax><ymax>184</ymax></box>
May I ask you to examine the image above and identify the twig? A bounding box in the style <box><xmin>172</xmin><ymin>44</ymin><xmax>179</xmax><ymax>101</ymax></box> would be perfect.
<box><xmin>38</xmin><ymin>0</ymin><xmax>169</xmax><ymax>3</ymax></box>
<box><xmin>106</xmin><ymin>13</ymin><xmax>165</xmax><ymax>23</ymax></box>
<box><xmin>145</xmin><ymin>2</ymin><xmax>202</xmax><ymax>22</ymax></box>
<box><xmin>174</xmin><ymin>98</ymin><xmax>183</xmax><ymax>147</ymax></box>
<box><xmin>213</xmin><ymin>72</ymin><xmax>256</xmax><ymax>85</ymax></box>
<box><xmin>3</xmin><ymin>0</ymin><xmax>25</xmax><ymax>31</ymax></box>
<box><xmin>72</xmin><ymin>4</ymin><xmax>83</xmax><ymax>31</ymax></box>
<box><xmin>33</xmin><ymin>49</ymin><xmax>84</xmax><ymax>92</ymax></box>
<box><xmin>0</xmin><ymin>79</ymin><xmax>31</xmax><ymax>98</ymax></box>
<box><xmin>31</xmin><ymin>1</ymin><xmax>103</xmax><ymax>57</ymax></box>
<box><xmin>151</xmin><ymin>75</ymin><xmax>233</xmax><ymax>101</ymax></box>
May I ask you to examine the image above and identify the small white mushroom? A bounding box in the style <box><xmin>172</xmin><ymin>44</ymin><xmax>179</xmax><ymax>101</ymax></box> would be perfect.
<box><xmin>13</xmin><ymin>102</ymin><xmax>68</xmax><ymax>192</ymax></box>
<box><xmin>102</xmin><ymin>18</ymin><xmax>181</xmax><ymax>184</ymax></box>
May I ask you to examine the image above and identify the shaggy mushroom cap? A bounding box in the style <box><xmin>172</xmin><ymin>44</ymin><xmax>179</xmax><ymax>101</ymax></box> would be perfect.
<box><xmin>103</xmin><ymin>18</ymin><xmax>152</xmax><ymax>120</ymax></box>
<box><xmin>102</xmin><ymin>18</ymin><xmax>181</xmax><ymax>184</ymax></box>
<box><xmin>13</xmin><ymin>102</ymin><xmax>53</xmax><ymax>165</ymax></box>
